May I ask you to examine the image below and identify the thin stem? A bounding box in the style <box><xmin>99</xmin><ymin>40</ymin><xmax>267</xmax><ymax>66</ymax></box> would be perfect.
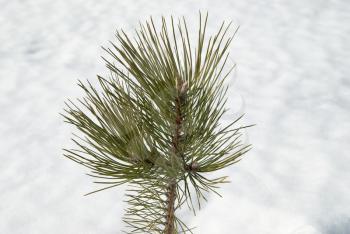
<box><xmin>165</xmin><ymin>180</ymin><xmax>176</xmax><ymax>233</ymax></box>
<box><xmin>165</xmin><ymin>78</ymin><xmax>187</xmax><ymax>234</ymax></box>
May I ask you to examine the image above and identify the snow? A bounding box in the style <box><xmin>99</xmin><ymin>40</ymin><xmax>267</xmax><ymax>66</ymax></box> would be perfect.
<box><xmin>1</xmin><ymin>0</ymin><xmax>349</xmax><ymax>233</ymax></box>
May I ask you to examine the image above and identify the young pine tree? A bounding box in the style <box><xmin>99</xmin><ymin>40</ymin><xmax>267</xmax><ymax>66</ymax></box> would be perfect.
<box><xmin>62</xmin><ymin>13</ymin><xmax>253</xmax><ymax>233</ymax></box>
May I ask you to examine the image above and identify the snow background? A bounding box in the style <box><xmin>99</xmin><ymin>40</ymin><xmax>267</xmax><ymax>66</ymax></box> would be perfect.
<box><xmin>1</xmin><ymin>0</ymin><xmax>349</xmax><ymax>233</ymax></box>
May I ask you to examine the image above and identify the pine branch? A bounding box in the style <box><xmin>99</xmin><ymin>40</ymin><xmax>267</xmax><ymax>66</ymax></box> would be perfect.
<box><xmin>62</xmin><ymin>12</ymin><xmax>253</xmax><ymax>233</ymax></box>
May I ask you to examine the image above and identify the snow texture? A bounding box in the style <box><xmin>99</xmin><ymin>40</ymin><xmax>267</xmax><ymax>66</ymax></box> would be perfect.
<box><xmin>1</xmin><ymin>0</ymin><xmax>349</xmax><ymax>233</ymax></box>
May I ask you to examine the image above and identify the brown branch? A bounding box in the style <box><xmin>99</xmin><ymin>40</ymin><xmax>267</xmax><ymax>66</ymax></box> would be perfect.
<box><xmin>164</xmin><ymin>78</ymin><xmax>187</xmax><ymax>234</ymax></box>
<box><xmin>164</xmin><ymin>180</ymin><xmax>176</xmax><ymax>234</ymax></box>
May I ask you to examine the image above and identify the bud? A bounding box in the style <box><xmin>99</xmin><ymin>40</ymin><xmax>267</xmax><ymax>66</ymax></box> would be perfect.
<box><xmin>186</xmin><ymin>161</ymin><xmax>199</xmax><ymax>171</ymax></box>
<box><xmin>190</xmin><ymin>161</ymin><xmax>199</xmax><ymax>170</ymax></box>
<box><xmin>180</xmin><ymin>81</ymin><xmax>188</xmax><ymax>95</ymax></box>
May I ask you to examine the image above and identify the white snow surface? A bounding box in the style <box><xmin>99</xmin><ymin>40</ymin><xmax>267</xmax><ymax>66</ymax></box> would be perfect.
<box><xmin>1</xmin><ymin>0</ymin><xmax>349</xmax><ymax>233</ymax></box>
